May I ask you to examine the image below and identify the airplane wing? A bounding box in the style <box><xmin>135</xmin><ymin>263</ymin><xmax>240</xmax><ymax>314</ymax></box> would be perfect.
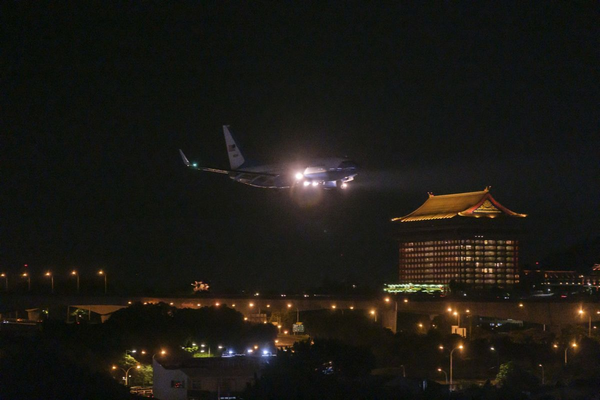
<box><xmin>179</xmin><ymin>149</ymin><xmax>279</xmax><ymax>177</ymax></box>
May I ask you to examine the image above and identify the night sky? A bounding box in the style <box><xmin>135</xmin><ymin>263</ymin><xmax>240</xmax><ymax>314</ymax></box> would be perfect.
<box><xmin>3</xmin><ymin>2</ymin><xmax>599</xmax><ymax>292</ymax></box>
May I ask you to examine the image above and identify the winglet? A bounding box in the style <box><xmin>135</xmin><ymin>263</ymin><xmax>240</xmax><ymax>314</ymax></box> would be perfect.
<box><xmin>179</xmin><ymin>149</ymin><xmax>191</xmax><ymax>167</ymax></box>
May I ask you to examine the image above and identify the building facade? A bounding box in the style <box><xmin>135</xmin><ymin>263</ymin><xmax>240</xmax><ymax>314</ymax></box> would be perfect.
<box><xmin>390</xmin><ymin>188</ymin><xmax>526</xmax><ymax>290</ymax></box>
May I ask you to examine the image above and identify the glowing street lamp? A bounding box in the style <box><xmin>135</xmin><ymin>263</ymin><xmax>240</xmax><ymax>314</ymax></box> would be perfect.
<box><xmin>0</xmin><ymin>273</ymin><xmax>7</xmax><ymax>291</ymax></box>
<box><xmin>112</xmin><ymin>364</ymin><xmax>141</xmax><ymax>386</ymax></box>
<box><xmin>71</xmin><ymin>270</ymin><xmax>80</xmax><ymax>293</ymax></box>
<box><xmin>538</xmin><ymin>364</ymin><xmax>545</xmax><ymax>385</ymax></box>
<box><xmin>440</xmin><ymin>344</ymin><xmax>463</xmax><ymax>388</ymax></box>
<box><xmin>554</xmin><ymin>342</ymin><xmax>577</xmax><ymax>365</ymax></box>
<box><xmin>489</xmin><ymin>346</ymin><xmax>501</xmax><ymax>370</ymax></box>
<box><xmin>437</xmin><ymin>368</ymin><xmax>448</xmax><ymax>384</ymax></box>
<box><xmin>98</xmin><ymin>270</ymin><xmax>107</xmax><ymax>294</ymax></box>
<box><xmin>578</xmin><ymin>309</ymin><xmax>592</xmax><ymax>337</ymax></box>
<box><xmin>45</xmin><ymin>271</ymin><xmax>54</xmax><ymax>294</ymax></box>
<box><xmin>22</xmin><ymin>272</ymin><xmax>31</xmax><ymax>291</ymax></box>
<box><xmin>370</xmin><ymin>309</ymin><xmax>377</xmax><ymax>322</ymax></box>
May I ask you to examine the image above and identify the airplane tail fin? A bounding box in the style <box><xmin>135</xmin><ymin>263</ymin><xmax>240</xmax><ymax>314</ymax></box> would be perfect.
<box><xmin>223</xmin><ymin>125</ymin><xmax>246</xmax><ymax>169</ymax></box>
<box><xmin>179</xmin><ymin>149</ymin><xmax>191</xmax><ymax>166</ymax></box>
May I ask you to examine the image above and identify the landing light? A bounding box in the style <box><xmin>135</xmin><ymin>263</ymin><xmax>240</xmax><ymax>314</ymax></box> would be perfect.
<box><xmin>312</xmin><ymin>181</ymin><xmax>318</xmax><ymax>187</ymax></box>
<box><xmin>341</xmin><ymin>183</ymin><xmax>348</xmax><ymax>189</ymax></box>
<box><xmin>295</xmin><ymin>172</ymin><xmax>304</xmax><ymax>180</ymax></box>
<box><xmin>303</xmin><ymin>181</ymin><xmax>310</xmax><ymax>187</ymax></box>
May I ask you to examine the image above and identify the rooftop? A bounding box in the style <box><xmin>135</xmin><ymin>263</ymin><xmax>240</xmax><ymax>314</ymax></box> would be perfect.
<box><xmin>392</xmin><ymin>187</ymin><xmax>526</xmax><ymax>222</ymax></box>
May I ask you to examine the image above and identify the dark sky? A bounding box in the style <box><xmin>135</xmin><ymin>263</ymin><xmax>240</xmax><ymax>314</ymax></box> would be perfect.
<box><xmin>3</xmin><ymin>2</ymin><xmax>599</xmax><ymax>292</ymax></box>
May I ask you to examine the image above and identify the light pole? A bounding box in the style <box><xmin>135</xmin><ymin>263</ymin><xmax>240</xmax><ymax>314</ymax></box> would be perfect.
<box><xmin>555</xmin><ymin>342</ymin><xmax>577</xmax><ymax>365</ymax></box>
<box><xmin>490</xmin><ymin>346</ymin><xmax>500</xmax><ymax>371</ymax></box>
<box><xmin>0</xmin><ymin>273</ymin><xmax>7</xmax><ymax>291</ymax></box>
<box><xmin>437</xmin><ymin>368</ymin><xmax>448</xmax><ymax>384</ymax></box>
<box><xmin>112</xmin><ymin>364</ymin><xmax>140</xmax><ymax>386</ymax></box>
<box><xmin>98</xmin><ymin>270</ymin><xmax>107</xmax><ymax>294</ymax></box>
<box><xmin>400</xmin><ymin>364</ymin><xmax>406</xmax><ymax>378</ymax></box>
<box><xmin>45</xmin><ymin>271</ymin><xmax>54</xmax><ymax>294</ymax></box>
<box><xmin>538</xmin><ymin>364</ymin><xmax>545</xmax><ymax>385</ymax></box>
<box><xmin>71</xmin><ymin>270</ymin><xmax>79</xmax><ymax>293</ymax></box>
<box><xmin>22</xmin><ymin>272</ymin><xmax>31</xmax><ymax>291</ymax></box>
<box><xmin>370</xmin><ymin>309</ymin><xmax>377</xmax><ymax>322</ymax></box>
<box><xmin>440</xmin><ymin>344</ymin><xmax>463</xmax><ymax>388</ymax></box>
<box><xmin>578</xmin><ymin>309</ymin><xmax>594</xmax><ymax>337</ymax></box>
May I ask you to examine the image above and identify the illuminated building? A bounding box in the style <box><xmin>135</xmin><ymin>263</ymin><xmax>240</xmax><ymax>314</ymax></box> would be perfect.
<box><xmin>389</xmin><ymin>187</ymin><xmax>526</xmax><ymax>291</ymax></box>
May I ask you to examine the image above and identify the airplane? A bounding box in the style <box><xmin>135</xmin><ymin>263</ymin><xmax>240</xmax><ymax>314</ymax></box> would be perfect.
<box><xmin>179</xmin><ymin>125</ymin><xmax>358</xmax><ymax>189</ymax></box>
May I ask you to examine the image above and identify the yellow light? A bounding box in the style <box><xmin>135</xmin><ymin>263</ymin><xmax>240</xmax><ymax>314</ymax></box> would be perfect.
<box><xmin>249</xmin><ymin>303</ymin><xmax>254</xmax><ymax>307</ymax></box>
<box><xmin>254</xmin><ymin>345</ymin><xmax>258</xmax><ymax>349</ymax></box>
<box><xmin>370</xmin><ymin>310</ymin><xmax>375</xmax><ymax>315</ymax></box>
<box><xmin>331</xmin><ymin>305</ymin><xmax>337</xmax><ymax>309</ymax></box>
<box><xmin>0</xmin><ymin>273</ymin><xmax>4</xmax><ymax>277</ymax></box>
<box><xmin>275</xmin><ymin>340</ymin><xmax>279</xmax><ymax>343</ymax></box>
<box><xmin>169</xmin><ymin>302</ymin><xmax>174</xmax><ymax>306</ymax></box>
<box><xmin>197</xmin><ymin>303</ymin><xmax>201</xmax><ymax>307</ymax></box>
<box><xmin>466</xmin><ymin>309</ymin><xmax>470</xmax><ymax>313</ymax></box>
<box><xmin>128</xmin><ymin>301</ymin><xmax>132</xmax><ymax>305</ymax></box>
<box><xmin>277</xmin><ymin>325</ymin><xmax>282</xmax><ymax>328</ymax></box>
<box><xmin>403</xmin><ymin>299</ymin><xmax>408</xmax><ymax>303</ymax></box>
<box><xmin>266</xmin><ymin>304</ymin><xmax>271</xmax><ymax>308</ymax></box>
<box><xmin>384</xmin><ymin>297</ymin><xmax>390</xmax><ymax>303</ymax></box>
<box><xmin>215</xmin><ymin>302</ymin><xmax>220</xmax><ymax>306</ymax></box>
<box><xmin>98</xmin><ymin>270</ymin><xmax>104</xmax><ymax>275</ymax></box>
<box><xmin>447</xmin><ymin>307</ymin><xmax>452</xmax><ymax>312</ymax></box>
<box><xmin>141</xmin><ymin>350</ymin><xmax>146</xmax><ymax>355</ymax></box>
<box><xmin>232</xmin><ymin>304</ymin><xmax>236</xmax><ymax>307</ymax></box>
<box><xmin>350</xmin><ymin>306</ymin><xmax>354</xmax><ymax>310</ymax></box>
<box><xmin>437</xmin><ymin>368</ymin><xmax>442</xmax><ymax>372</ymax></box>
<box><xmin>45</xmin><ymin>272</ymin><xmax>51</xmax><ymax>276</ymax></box>
<box><xmin>439</xmin><ymin>345</ymin><xmax>444</xmax><ymax>350</ymax></box>
<box><xmin>283</xmin><ymin>330</ymin><xmax>288</xmax><ymax>334</ymax></box>
<box><xmin>519</xmin><ymin>303</ymin><xmax>524</xmax><ymax>307</ymax></box>
<box><xmin>136</xmin><ymin>365</ymin><xmax>141</xmax><ymax>369</ymax></box>
<box><xmin>244</xmin><ymin>317</ymin><xmax>248</xmax><ymax>321</ymax></box>
<box><xmin>418</xmin><ymin>323</ymin><xmax>423</xmax><ymax>328</ymax></box>
<box><xmin>572</xmin><ymin>343</ymin><xmax>577</xmax><ymax>348</ymax></box>
<box><xmin>22</xmin><ymin>273</ymin><xmax>28</xmax><ymax>277</ymax></box>
<box><xmin>458</xmin><ymin>345</ymin><xmax>464</xmax><ymax>349</ymax></box>
<box><xmin>287</xmin><ymin>303</ymin><xmax>292</xmax><ymax>308</ymax></box>
<box><xmin>161</xmin><ymin>350</ymin><xmax>166</xmax><ymax>355</ymax></box>
<box><xmin>453</xmin><ymin>311</ymin><xmax>458</xmax><ymax>316</ymax></box>
<box><xmin>579</xmin><ymin>309</ymin><xmax>584</xmax><ymax>314</ymax></box>
<box><xmin>71</xmin><ymin>270</ymin><xmax>77</xmax><ymax>275</ymax></box>
<box><xmin>553</xmin><ymin>344</ymin><xmax>558</xmax><ymax>348</ymax></box>
<box><xmin>112</xmin><ymin>365</ymin><xmax>117</xmax><ymax>370</ymax></box>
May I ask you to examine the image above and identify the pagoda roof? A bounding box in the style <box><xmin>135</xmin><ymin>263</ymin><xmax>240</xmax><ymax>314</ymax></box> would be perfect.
<box><xmin>391</xmin><ymin>187</ymin><xmax>527</xmax><ymax>222</ymax></box>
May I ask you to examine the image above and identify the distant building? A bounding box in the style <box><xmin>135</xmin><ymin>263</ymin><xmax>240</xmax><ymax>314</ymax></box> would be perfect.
<box><xmin>388</xmin><ymin>188</ymin><xmax>526</xmax><ymax>291</ymax></box>
<box><xmin>523</xmin><ymin>265</ymin><xmax>600</xmax><ymax>292</ymax></box>
<box><xmin>153</xmin><ymin>354</ymin><xmax>270</xmax><ymax>400</ymax></box>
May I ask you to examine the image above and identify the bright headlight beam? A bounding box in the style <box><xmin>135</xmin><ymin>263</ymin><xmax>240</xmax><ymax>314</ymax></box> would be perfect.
<box><xmin>295</xmin><ymin>172</ymin><xmax>304</xmax><ymax>180</ymax></box>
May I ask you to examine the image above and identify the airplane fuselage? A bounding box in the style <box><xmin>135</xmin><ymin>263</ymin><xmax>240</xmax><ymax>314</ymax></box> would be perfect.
<box><xmin>229</xmin><ymin>158</ymin><xmax>358</xmax><ymax>189</ymax></box>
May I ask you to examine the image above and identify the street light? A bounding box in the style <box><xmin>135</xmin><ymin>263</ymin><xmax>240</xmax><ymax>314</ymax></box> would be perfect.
<box><xmin>578</xmin><ymin>309</ymin><xmax>592</xmax><ymax>337</ymax></box>
<box><xmin>45</xmin><ymin>271</ymin><xmax>54</xmax><ymax>294</ymax></box>
<box><xmin>437</xmin><ymin>368</ymin><xmax>448</xmax><ymax>384</ymax></box>
<box><xmin>71</xmin><ymin>270</ymin><xmax>79</xmax><ymax>293</ymax></box>
<box><xmin>440</xmin><ymin>344</ymin><xmax>463</xmax><ymax>388</ymax></box>
<box><xmin>98</xmin><ymin>270</ymin><xmax>107</xmax><ymax>294</ymax></box>
<box><xmin>370</xmin><ymin>309</ymin><xmax>377</xmax><ymax>322</ymax></box>
<box><xmin>0</xmin><ymin>273</ymin><xmax>7</xmax><ymax>291</ymax></box>
<box><xmin>490</xmin><ymin>346</ymin><xmax>500</xmax><ymax>370</ymax></box>
<box><xmin>112</xmin><ymin>364</ymin><xmax>141</xmax><ymax>386</ymax></box>
<box><xmin>538</xmin><ymin>364</ymin><xmax>545</xmax><ymax>385</ymax></box>
<box><xmin>22</xmin><ymin>272</ymin><xmax>31</xmax><ymax>291</ymax></box>
<box><xmin>554</xmin><ymin>342</ymin><xmax>577</xmax><ymax>365</ymax></box>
